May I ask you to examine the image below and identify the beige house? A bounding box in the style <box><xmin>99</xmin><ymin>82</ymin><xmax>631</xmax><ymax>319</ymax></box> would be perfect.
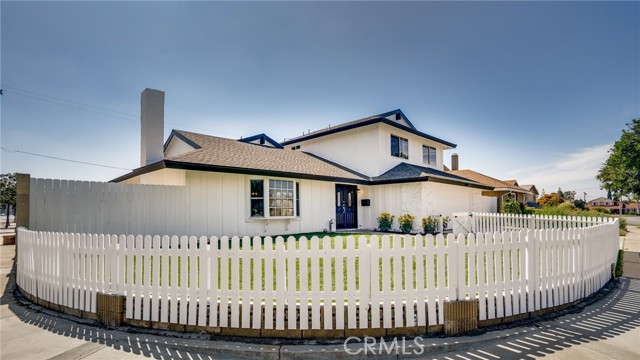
<box><xmin>446</xmin><ymin>160</ymin><xmax>533</xmax><ymax>211</ymax></box>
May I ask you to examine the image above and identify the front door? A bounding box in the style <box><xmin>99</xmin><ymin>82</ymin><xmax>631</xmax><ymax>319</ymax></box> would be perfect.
<box><xmin>335</xmin><ymin>184</ymin><xmax>357</xmax><ymax>229</ymax></box>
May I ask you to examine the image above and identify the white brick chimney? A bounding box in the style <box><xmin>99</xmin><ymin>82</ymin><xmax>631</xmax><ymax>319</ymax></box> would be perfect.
<box><xmin>140</xmin><ymin>88</ymin><xmax>165</xmax><ymax>167</ymax></box>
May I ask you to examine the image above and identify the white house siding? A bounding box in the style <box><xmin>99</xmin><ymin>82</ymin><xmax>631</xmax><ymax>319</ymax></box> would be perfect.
<box><xmin>286</xmin><ymin>123</ymin><xmax>447</xmax><ymax>177</ymax></box>
<box><xmin>377</xmin><ymin>123</ymin><xmax>446</xmax><ymax>174</ymax></box>
<box><xmin>363</xmin><ymin>181</ymin><xmax>495</xmax><ymax>231</ymax></box>
<box><xmin>164</xmin><ymin>136</ymin><xmax>196</xmax><ymax>158</ymax></box>
<box><xmin>286</xmin><ymin>125</ymin><xmax>381</xmax><ymax>176</ymax></box>
<box><xmin>120</xmin><ymin>168</ymin><xmax>186</xmax><ymax>186</ymax></box>
<box><xmin>183</xmin><ymin>171</ymin><xmax>337</xmax><ymax>237</ymax></box>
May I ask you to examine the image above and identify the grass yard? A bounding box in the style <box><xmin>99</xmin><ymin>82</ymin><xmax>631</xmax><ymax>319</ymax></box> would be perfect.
<box><xmin>127</xmin><ymin>232</ymin><xmax>514</xmax><ymax>300</ymax></box>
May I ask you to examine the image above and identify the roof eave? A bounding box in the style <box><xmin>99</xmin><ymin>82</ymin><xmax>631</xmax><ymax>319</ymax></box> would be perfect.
<box><xmin>163</xmin><ymin>160</ymin><xmax>370</xmax><ymax>185</ymax></box>
<box><xmin>110</xmin><ymin>160</ymin><xmax>167</xmax><ymax>183</ymax></box>
<box><xmin>281</xmin><ymin>117</ymin><xmax>457</xmax><ymax>148</ymax></box>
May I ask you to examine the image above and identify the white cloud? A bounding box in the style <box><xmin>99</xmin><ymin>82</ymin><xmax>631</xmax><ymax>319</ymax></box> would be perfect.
<box><xmin>508</xmin><ymin>144</ymin><xmax>612</xmax><ymax>197</ymax></box>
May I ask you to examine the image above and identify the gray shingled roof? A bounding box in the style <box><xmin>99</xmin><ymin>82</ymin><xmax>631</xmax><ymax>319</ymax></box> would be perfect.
<box><xmin>281</xmin><ymin>109</ymin><xmax>457</xmax><ymax>148</ymax></box>
<box><xmin>167</xmin><ymin>130</ymin><xmax>368</xmax><ymax>181</ymax></box>
<box><xmin>372</xmin><ymin>163</ymin><xmax>488</xmax><ymax>187</ymax></box>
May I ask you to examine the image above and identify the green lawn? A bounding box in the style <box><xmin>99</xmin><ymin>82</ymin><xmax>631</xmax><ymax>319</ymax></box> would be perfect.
<box><xmin>125</xmin><ymin>233</ymin><xmax>513</xmax><ymax>299</ymax></box>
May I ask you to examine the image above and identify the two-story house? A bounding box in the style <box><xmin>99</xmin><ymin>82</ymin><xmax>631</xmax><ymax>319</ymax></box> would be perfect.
<box><xmin>112</xmin><ymin>89</ymin><xmax>496</xmax><ymax>236</ymax></box>
<box><xmin>588</xmin><ymin>197</ymin><xmax>623</xmax><ymax>214</ymax></box>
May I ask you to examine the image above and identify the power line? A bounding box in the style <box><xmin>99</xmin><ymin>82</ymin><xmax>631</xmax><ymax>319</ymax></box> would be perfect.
<box><xmin>1</xmin><ymin>147</ymin><xmax>132</xmax><ymax>171</ymax></box>
<box><xmin>1</xmin><ymin>85</ymin><xmax>219</xmax><ymax>134</ymax></box>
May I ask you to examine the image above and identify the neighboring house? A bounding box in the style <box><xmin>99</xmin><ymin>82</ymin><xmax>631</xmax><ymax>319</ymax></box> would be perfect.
<box><xmin>519</xmin><ymin>184</ymin><xmax>539</xmax><ymax>204</ymax></box>
<box><xmin>112</xmin><ymin>89</ymin><xmax>496</xmax><ymax>236</ymax></box>
<box><xmin>588</xmin><ymin>197</ymin><xmax>623</xmax><ymax>214</ymax></box>
<box><xmin>447</xmin><ymin>165</ymin><xmax>532</xmax><ymax>211</ymax></box>
<box><xmin>624</xmin><ymin>202</ymin><xmax>639</xmax><ymax>215</ymax></box>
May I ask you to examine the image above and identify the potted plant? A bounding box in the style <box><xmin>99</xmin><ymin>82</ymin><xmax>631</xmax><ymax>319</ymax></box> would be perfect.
<box><xmin>422</xmin><ymin>216</ymin><xmax>439</xmax><ymax>235</ymax></box>
<box><xmin>398</xmin><ymin>214</ymin><xmax>415</xmax><ymax>234</ymax></box>
<box><xmin>442</xmin><ymin>216</ymin><xmax>450</xmax><ymax>231</ymax></box>
<box><xmin>377</xmin><ymin>212</ymin><xmax>394</xmax><ymax>232</ymax></box>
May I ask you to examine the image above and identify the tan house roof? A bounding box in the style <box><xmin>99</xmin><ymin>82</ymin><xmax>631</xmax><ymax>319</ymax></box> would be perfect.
<box><xmin>519</xmin><ymin>184</ymin><xmax>539</xmax><ymax>195</ymax></box>
<box><xmin>448</xmin><ymin>169</ymin><xmax>531</xmax><ymax>193</ymax></box>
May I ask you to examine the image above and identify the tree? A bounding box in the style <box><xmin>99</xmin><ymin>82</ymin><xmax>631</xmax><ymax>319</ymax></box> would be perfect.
<box><xmin>597</xmin><ymin>119</ymin><xmax>640</xmax><ymax>214</ymax></box>
<box><xmin>573</xmin><ymin>199</ymin><xmax>587</xmax><ymax>210</ymax></box>
<box><xmin>0</xmin><ymin>173</ymin><xmax>17</xmax><ymax>229</ymax></box>
<box><xmin>607</xmin><ymin>189</ymin><xmax>612</xmax><ymax>200</ymax></box>
<box><xmin>557</xmin><ymin>188</ymin><xmax>565</xmax><ymax>199</ymax></box>
<box><xmin>537</xmin><ymin>193</ymin><xmax>564</xmax><ymax>207</ymax></box>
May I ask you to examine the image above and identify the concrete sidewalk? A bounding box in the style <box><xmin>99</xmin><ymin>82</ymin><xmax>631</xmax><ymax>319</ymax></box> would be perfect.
<box><xmin>622</xmin><ymin>225</ymin><xmax>640</xmax><ymax>279</ymax></box>
<box><xmin>1</xmin><ymin>244</ymin><xmax>639</xmax><ymax>359</ymax></box>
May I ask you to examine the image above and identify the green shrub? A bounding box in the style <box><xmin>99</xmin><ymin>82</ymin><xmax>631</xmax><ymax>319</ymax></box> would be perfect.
<box><xmin>620</xmin><ymin>217</ymin><xmax>627</xmax><ymax>233</ymax></box>
<box><xmin>422</xmin><ymin>216</ymin><xmax>439</xmax><ymax>234</ymax></box>
<box><xmin>501</xmin><ymin>199</ymin><xmax>523</xmax><ymax>214</ymax></box>
<box><xmin>558</xmin><ymin>202</ymin><xmax>577</xmax><ymax>212</ymax></box>
<box><xmin>573</xmin><ymin>199</ymin><xmax>587</xmax><ymax>210</ymax></box>
<box><xmin>398</xmin><ymin>214</ymin><xmax>415</xmax><ymax>234</ymax></box>
<box><xmin>377</xmin><ymin>212</ymin><xmax>394</xmax><ymax>232</ymax></box>
<box><xmin>591</xmin><ymin>207</ymin><xmax>611</xmax><ymax>214</ymax></box>
<box><xmin>615</xmin><ymin>250</ymin><xmax>624</xmax><ymax>278</ymax></box>
<box><xmin>523</xmin><ymin>208</ymin><xmax>535</xmax><ymax>215</ymax></box>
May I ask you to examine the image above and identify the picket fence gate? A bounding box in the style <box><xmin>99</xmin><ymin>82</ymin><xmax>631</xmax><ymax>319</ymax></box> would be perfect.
<box><xmin>16</xmin><ymin>215</ymin><xmax>619</xmax><ymax>331</ymax></box>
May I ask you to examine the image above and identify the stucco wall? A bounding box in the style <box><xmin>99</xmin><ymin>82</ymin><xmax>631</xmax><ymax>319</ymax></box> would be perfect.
<box><xmin>363</xmin><ymin>182</ymin><xmax>496</xmax><ymax>231</ymax></box>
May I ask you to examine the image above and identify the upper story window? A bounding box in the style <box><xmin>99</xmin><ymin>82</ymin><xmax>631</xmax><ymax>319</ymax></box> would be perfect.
<box><xmin>422</xmin><ymin>146</ymin><xmax>436</xmax><ymax>165</ymax></box>
<box><xmin>390</xmin><ymin>135</ymin><xmax>409</xmax><ymax>159</ymax></box>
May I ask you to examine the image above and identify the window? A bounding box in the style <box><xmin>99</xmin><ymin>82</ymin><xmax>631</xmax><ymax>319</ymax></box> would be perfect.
<box><xmin>250</xmin><ymin>180</ymin><xmax>264</xmax><ymax>217</ymax></box>
<box><xmin>422</xmin><ymin>146</ymin><xmax>436</xmax><ymax>165</ymax></box>
<box><xmin>295</xmin><ymin>182</ymin><xmax>300</xmax><ymax>216</ymax></box>
<box><xmin>390</xmin><ymin>135</ymin><xmax>408</xmax><ymax>159</ymax></box>
<box><xmin>269</xmin><ymin>180</ymin><xmax>294</xmax><ymax>216</ymax></box>
<box><xmin>250</xmin><ymin>179</ymin><xmax>300</xmax><ymax>218</ymax></box>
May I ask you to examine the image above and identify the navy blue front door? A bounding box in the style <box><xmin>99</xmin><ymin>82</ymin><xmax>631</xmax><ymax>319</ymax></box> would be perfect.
<box><xmin>336</xmin><ymin>185</ymin><xmax>357</xmax><ymax>229</ymax></box>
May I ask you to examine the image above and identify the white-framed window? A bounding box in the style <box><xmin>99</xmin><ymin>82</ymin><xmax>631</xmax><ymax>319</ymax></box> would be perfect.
<box><xmin>391</xmin><ymin>135</ymin><xmax>408</xmax><ymax>159</ymax></box>
<box><xmin>422</xmin><ymin>145</ymin><xmax>436</xmax><ymax>165</ymax></box>
<box><xmin>249</xmin><ymin>178</ymin><xmax>300</xmax><ymax>218</ymax></box>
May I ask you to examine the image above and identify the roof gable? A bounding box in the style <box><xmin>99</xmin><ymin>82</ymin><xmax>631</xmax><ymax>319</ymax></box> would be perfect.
<box><xmin>281</xmin><ymin>109</ymin><xmax>456</xmax><ymax>148</ymax></box>
<box><xmin>238</xmin><ymin>133</ymin><xmax>283</xmax><ymax>149</ymax></box>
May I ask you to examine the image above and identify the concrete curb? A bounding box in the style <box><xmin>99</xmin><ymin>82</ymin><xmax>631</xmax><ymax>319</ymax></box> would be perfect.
<box><xmin>10</xmin><ymin>277</ymin><xmax>618</xmax><ymax>360</ymax></box>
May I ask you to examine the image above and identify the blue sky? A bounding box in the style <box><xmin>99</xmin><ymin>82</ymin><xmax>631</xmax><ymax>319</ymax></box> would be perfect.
<box><xmin>2</xmin><ymin>1</ymin><xmax>638</xmax><ymax>200</ymax></box>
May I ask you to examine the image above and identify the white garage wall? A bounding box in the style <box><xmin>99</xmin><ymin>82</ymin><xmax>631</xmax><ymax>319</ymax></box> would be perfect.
<box><xmin>363</xmin><ymin>182</ymin><xmax>496</xmax><ymax>231</ymax></box>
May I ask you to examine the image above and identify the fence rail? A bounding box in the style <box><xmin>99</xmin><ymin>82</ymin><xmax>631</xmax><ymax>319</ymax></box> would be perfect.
<box><xmin>452</xmin><ymin>212</ymin><xmax>613</xmax><ymax>235</ymax></box>
<box><xmin>16</xmin><ymin>213</ymin><xmax>619</xmax><ymax>331</ymax></box>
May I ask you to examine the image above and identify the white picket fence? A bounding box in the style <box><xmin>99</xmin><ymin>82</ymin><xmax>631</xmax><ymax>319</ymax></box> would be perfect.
<box><xmin>16</xmin><ymin>215</ymin><xmax>619</xmax><ymax>331</ymax></box>
<box><xmin>452</xmin><ymin>212</ymin><xmax>613</xmax><ymax>236</ymax></box>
